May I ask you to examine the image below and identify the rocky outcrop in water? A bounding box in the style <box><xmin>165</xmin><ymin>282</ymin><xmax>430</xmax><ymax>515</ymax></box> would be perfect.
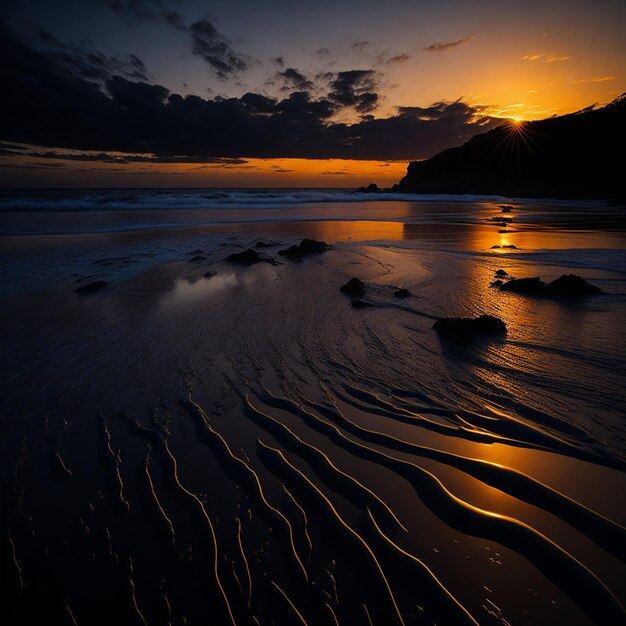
<box><xmin>499</xmin><ymin>274</ymin><xmax>602</xmax><ymax>297</ymax></box>
<box><xmin>355</xmin><ymin>183</ymin><xmax>380</xmax><ymax>193</ymax></box>
<box><xmin>433</xmin><ymin>314</ymin><xmax>507</xmax><ymax>341</ymax></box>
<box><xmin>395</xmin><ymin>94</ymin><xmax>625</xmax><ymax>199</ymax></box>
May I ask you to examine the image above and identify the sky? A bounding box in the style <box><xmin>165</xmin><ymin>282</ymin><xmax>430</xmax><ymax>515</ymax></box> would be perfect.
<box><xmin>1</xmin><ymin>0</ymin><xmax>624</xmax><ymax>187</ymax></box>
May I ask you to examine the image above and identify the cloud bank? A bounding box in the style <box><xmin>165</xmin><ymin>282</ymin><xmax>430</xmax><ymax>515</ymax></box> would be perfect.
<box><xmin>1</xmin><ymin>29</ymin><xmax>504</xmax><ymax>163</ymax></box>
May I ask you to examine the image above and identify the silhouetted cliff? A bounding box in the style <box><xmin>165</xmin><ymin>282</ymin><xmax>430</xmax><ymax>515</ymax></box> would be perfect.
<box><xmin>396</xmin><ymin>94</ymin><xmax>625</xmax><ymax>199</ymax></box>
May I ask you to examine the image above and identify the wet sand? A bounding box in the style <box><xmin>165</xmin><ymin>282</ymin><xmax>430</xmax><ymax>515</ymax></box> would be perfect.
<box><xmin>2</xmin><ymin>199</ymin><xmax>626</xmax><ymax>625</ymax></box>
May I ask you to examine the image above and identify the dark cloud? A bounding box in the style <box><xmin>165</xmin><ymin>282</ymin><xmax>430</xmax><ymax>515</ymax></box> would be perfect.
<box><xmin>425</xmin><ymin>36</ymin><xmax>473</xmax><ymax>53</ymax></box>
<box><xmin>102</xmin><ymin>0</ymin><xmax>184</xmax><ymax>25</ymax></box>
<box><xmin>25</xmin><ymin>151</ymin><xmax>248</xmax><ymax>165</ymax></box>
<box><xmin>320</xmin><ymin>169</ymin><xmax>352</xmax><ymax>176</ymax></box>
<box><xmin>0</xmin><ymin>30</ymin><xmax>503</xmax><ymax>163</ymax></box>
<box><xmin>161</xmin><ymin>10</ymin><xmax>185</xmax><ymax>30</ymax></box>
<box><xmin>0</xmin><ymin>161</ymin><xmax>69</xmax><ymax>171</ymax></box>
<box><xmin>272</xmin><ymin>56</ymin><xmax>285</xmax><ymax>68</ymax></box>
<box><xmin>316</xmin><ymin>47</ymin><xmax>331</xmax><ymax>57</ymax></box>
<box><xmin>0</xmin><ymin>142</ymin><xmax>27</xmax><ymax>151</ymax></box>
<box><xmin>328</xmin><ymin>70</ymin><xmax>379</xmax><ymax>113</ymax></box>
<box><xmin>103</xmin><ymin>0</ymin><xmax>164</xmax><ymax>21</ymax></box>
<box><xmin>188</xmin><ymin>19</ymin><xmax>248</xmax><ymax>78</ymax></box>
<box><xmin>386</xmin><ymin>52</ymin><xmax>410</xmax><ymax>64</ymax></box>
<box><xmin>373</xmin><ymin>51</ymin><xmax>411</xmax><ymax>65</ymax></box>
<box><xmin>35</xmin><ymin>30</ymin><xmax>148</xmax><ymax>82</ymax></box>
<box><xmin>102</xmin><ymin>3</ymin><xmax>250</xmax><ymax>78</ymax></box>
<box><xmin>278</xmin><ymin>68</ymin><xmax>314</xmax><ymax>91</ymax></box>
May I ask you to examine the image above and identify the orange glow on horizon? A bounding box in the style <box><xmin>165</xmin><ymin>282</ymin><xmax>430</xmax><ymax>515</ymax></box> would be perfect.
<box><xmin>0</xmin><ymin>154</ymin><xmax>409</xmax><ymax>188</ymax></box>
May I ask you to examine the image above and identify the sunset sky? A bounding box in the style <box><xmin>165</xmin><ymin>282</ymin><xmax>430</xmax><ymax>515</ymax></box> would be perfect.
<box><xmin>1</xmin><ymin>0</ymin><xmax>624</xmax><ymax>187</ymax></box>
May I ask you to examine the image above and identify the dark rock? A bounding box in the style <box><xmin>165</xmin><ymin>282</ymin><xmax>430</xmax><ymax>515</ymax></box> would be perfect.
<box><xmin>393</xmin><ymin>288</ymin><xmax>411</xmax><ymax>298</ymax></box>
<box><xmin>499</xmin><ymin>277</ymin><xmax>546</xmax><ymax>294</ymax></box>
<box><xmin>356</xmin><ymin>183</ymin><xmax>380</xmax><ymax>193</ymax></box>
<box><xmin>490</xmin><ymin>245</ymin><xmax>501</xmax><ymax>249</ymax></box>
<box><xmin>340</xmin><ymin>278</ymin><xmax>366</xmax><ymax>297</ymax></box>
<box><xmin>278</xmin><ymin>238</ymin><xmax>330</xmax><ymax>259</ymax></box>
<box><xmin>278</xmin><ymin>244</ymin><xmax>300</xmax><ymax>257</ymax></box>
<box><xmin>350</xmin><ymin>299</ymin><xmax>372</xmax><ymax>309</ymax></box>
<box><xmin>254</xmin><ymin>241</ymin><xmax>272</xmax><ymax>248</ymax></box>
<box><xmin>498</xmin><ymin>229</ymin><xmax>513</xmax><ymax>233</ymax></box>
<box><xmin>225</xmin><ymin>249</ymin><xmax>277</xmax><ymax>266</ymax></box>
<box><xmin>189</xmin><ymin>255</ymin><xmax>206</xmax><ymax>262</ymax></box>
<box><xmin>495</xmin><ymin>269</ymin><xmax>508</xmax><ymax>277</ymax></box>
<box><xmin>497</xmin><ymin>273</ymin><xmax>602</xmax><ymax>297</ymax></box>
<box><xmin>503</xmin><ymin>245</ymin><xmax>517</xmax><ymax>249</ymax></box>
<box><xmin>490</xmin><ymin>280</ymin><xmax>504</xmax><ymax>288</ymax></box>
<box><xmin>433</xmin><ymin>314</ymin><xmax>507</xmax><ymax>341</ymax></box>
<box><xmin>75</xmin><ymin>280</ymin><xmax>108</xmax><ymax>295</ymax></box>
<box><xmin>547</xmin><ymin>274</ymin><xmax>602</xmax><ymax>295</ymax></box>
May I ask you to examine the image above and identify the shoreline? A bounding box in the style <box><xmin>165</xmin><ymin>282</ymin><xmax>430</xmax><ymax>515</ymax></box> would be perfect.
<box><xmin>2</xmin><ymin>205</ymin><xmax>626</xmax><ymax>626</ymax></box>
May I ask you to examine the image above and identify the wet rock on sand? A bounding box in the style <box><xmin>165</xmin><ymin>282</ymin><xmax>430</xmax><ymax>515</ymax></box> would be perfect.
<box><xmin>495</xmin><ymin>269</ymin><xmax>508</xmax><ymax>277</ymax></box>
<box><xmin>490</xmin><ymin>244</ymin><xmax>518</xmax><ymax>249</ymax></box>
<box><xmin>278</xmin><ymin>238</ymin><xmax>330</xmax><ymax>259</ymax></box>
<box><xmin>350</xmin><ymin>299</ymin><xmax>372</xmax><ymax>309</ymax></box>
<box><xmin>225</xmin><ymin>249</ymin><xmax>277</xmax><ymax>266</ymax></box>
<box><xmin>393</xmin><ymin>288</ymin><xmax>411</xmax><ymax>298</ymax></box>
<box><xmin>433</xmin><ymin>314</ymin><xmax>507</xmax><ymax>341</ymax></box>
<box><xmin>340</xmin><ymin>278</ymin><xmax>366</xmax><ymax>297</ymax></box>
<box><xmin>75</xmin><ymin>280</ymin><xmax>108</xmax><ymax>295</ymax></box>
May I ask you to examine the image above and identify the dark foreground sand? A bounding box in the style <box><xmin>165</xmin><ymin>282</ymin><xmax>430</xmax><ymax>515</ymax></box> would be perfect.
<box><xmin>2</xmin><ymin>201</ymin><xmax>626</xmax><ymax>625</ymax></box>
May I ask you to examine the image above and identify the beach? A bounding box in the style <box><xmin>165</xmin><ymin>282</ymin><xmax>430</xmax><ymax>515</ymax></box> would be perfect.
<box><xmin>2</xmin><ymin>190</ymin><xmax>626</xmax><ymax>625</ymax></box>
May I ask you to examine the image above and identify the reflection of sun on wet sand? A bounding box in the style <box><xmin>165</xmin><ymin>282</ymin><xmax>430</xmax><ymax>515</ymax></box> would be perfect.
<box><xmin>3</xmin><ymin>200</ymin><xmax>626</xmax><ymax>626</ymax></box>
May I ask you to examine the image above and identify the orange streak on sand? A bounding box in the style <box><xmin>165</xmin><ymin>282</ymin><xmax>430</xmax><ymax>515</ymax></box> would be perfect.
<box><xmin>258</xmin><ymin>439</ymin><xmax>406</xmax><ymax>626</ymax></box>
<box><xmin>162</xmin><ymin>439</ymin><xmax>237</xmax><ymax>626</ymax></box>
<box><xmin>271</xmin><ymin>580</ymin><xmax>310</xmax><ymax>626</ymax></box>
